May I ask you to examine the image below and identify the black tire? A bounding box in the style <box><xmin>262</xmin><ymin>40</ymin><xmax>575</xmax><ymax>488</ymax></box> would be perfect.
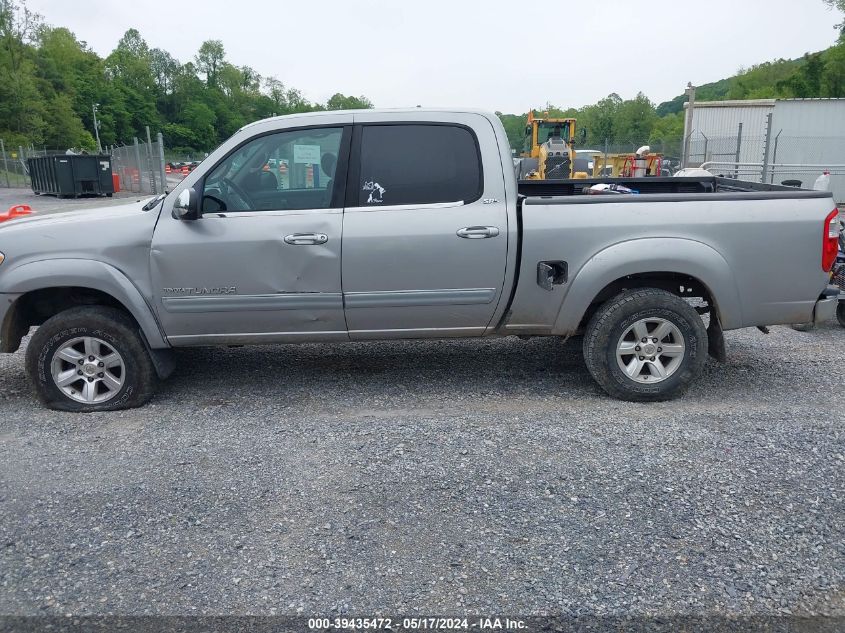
<box><xmin>837</xmin><ymin>302</ymin><xmax>845</xmax><ymax>329</ymax></box>
<box><xmin>25</xmin><ymin>306</ymin><xmax>157</xmax><ymax>412</ymax></box>
<box><xmin>791</xmin><ymin>322</ymin><xmax>816</xmax><ymax>332</ymax></box>
<box><xmin>583</xmin><ymin>288</ymin><xmax>708</xmax><ymax>402</ymax></box>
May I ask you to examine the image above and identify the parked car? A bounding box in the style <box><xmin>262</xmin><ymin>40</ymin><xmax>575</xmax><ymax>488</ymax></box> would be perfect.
<box><xmin>0</xmin><ymin>109</ymin><xmax>838</xmax><ymax>411</ymax></box>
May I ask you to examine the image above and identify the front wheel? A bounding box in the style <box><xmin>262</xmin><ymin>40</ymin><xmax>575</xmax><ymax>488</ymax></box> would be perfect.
<box><xmin>838</xmin><ymin>301</ymin><xmax>845</xmax><ymax>328</ymax></box>
<box><xmin>583</xmin><ymin>288</ymin><xmax>708</xmax><ymax>402</ymax></box>
<box><xmin>25</xmin><ymin>306</ymin><xmax>157</xmax><ymax>412</ymax></box>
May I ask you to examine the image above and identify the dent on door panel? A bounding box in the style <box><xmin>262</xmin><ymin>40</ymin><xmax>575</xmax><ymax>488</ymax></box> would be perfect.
<box><xmin>151</xmin><ymin>214</ymin><xmax>347</xmax><ymax>343</ymax></box>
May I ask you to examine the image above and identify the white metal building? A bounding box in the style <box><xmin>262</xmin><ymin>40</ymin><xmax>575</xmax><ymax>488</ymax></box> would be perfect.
<box><xmin>683</xmin><ymin>98</ymin><xmax>845</xmax><ymax>203</ymax></box>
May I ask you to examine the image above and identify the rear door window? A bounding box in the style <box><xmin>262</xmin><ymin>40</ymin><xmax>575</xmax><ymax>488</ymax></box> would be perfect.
<box><xmin>357</xmin><ymin>124</ymin><xmax>482</xmax><ymax>207</ymax></box>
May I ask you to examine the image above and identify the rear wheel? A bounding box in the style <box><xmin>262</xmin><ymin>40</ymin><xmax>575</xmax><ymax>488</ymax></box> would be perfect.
<box><xmin>837</xmin><ymin>302</ymin><xmax>845</xmax><ymax>328</ymax></box>
<box><xmin>25</xmin><ymin>306</ymin><xmax>157</xmax><ymax>412</ymax></box>
<box><xmin>583</xmin><ymin>288</ymin><xmax>708</xmax><ymax>401</ymax></box>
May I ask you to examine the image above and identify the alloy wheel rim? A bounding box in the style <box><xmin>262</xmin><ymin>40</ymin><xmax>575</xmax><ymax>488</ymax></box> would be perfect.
<box><xmin>615</xmin><ymin>317</ymin><xmax>686</xmax><ymax>384</ymax></box>
<box><xmin>50</xmin><ymin>336</ymin><xmax>125</xmax><ymax>404</ymax></box>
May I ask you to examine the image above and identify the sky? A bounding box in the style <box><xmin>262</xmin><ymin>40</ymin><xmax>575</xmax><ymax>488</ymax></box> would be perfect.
<box><xmin>26</xmin><ymin>0</ymin><xmax>844</xmax><ymax>114</ymax></box>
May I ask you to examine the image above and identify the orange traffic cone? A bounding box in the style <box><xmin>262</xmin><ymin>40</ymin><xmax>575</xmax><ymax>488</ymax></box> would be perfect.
<box><xmin>0</xmin><ymin>204</ymin><xmax>34</xmax><ymax>223</ymax></box>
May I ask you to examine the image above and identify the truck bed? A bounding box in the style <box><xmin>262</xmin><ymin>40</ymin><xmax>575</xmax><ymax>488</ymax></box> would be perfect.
<box><xmin>506</xmin><ymin>180</ymin><xmax>836</xmax><ymax>339</ymax></box>
<box><xmin>517</xmin><ymin>176</ymin><xmax>822</xmax><ymax>198</ymax></box>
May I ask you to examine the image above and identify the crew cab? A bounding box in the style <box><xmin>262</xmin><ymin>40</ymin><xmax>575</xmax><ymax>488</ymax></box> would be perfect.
<box><xmin>0</xmin><ymin>109</ymin><xmax>839</xmax><ymax>411</ymax></box>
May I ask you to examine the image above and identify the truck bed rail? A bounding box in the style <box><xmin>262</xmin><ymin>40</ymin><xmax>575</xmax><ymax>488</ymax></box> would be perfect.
<box><xmin>517</xmin><ymin>176</ymin><xmax>817</xmax><ymax>198</ymax></box>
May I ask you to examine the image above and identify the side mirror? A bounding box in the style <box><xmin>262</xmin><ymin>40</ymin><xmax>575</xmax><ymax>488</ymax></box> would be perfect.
<box><xmin>172</xmin><ymin>188</ymin><xmax>200</xmax><ymax>220</ymax></box>
<box><xmin>579</xmin><ymin>128</ymin><xmax>588</xmax><ymax>144</ymax></box>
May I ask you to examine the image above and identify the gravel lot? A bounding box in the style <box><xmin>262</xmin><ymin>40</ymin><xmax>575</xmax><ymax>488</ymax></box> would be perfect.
<box><xmin>0</xmin><ymin>321</ymin><xmax>843</xmax><ymax>619</ymax></box>
<box><xmin>0</xmin><ymin>187</ymin><xmax>142</xmax><ymax>217</ymax></box>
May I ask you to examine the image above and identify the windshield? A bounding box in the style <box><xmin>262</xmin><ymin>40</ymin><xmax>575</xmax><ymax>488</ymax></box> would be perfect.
<box><xmin>538</xmin><ymin>122</ymin><xmax>570</xmax><ymax>144</ymax></box>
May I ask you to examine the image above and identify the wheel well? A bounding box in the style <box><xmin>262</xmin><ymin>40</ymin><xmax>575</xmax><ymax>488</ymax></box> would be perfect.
<box><xmin>1</xmin><ymin>287</ymin><xmax>134</xmax><ymax>353</ymax></box>
<box><xmin>579</xmin><ymin>272</ymin><xmax>717</xmax><ymax>330</ymax></box>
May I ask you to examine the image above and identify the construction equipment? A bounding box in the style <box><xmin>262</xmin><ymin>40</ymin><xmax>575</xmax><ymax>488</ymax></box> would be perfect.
<box><xmin>516</xmin><ymin>112</ymin><xmax>665</xmax><ymax>180</ymax></box>
<box><xmin>518</xmin><ymin>112</ymin><xmax>581</xmax><ymax>180</ymax></box>
<box><xmin>590</xmin><ymin>146</ymin><xmax>665</xmax><ymax>178</ymax></box>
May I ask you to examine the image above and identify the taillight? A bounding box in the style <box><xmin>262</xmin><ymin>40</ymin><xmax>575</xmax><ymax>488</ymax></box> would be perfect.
<box><xmin>823</xmin><ymin>209</ymin><xmax>840</xmax><ymax>272</ymax></box>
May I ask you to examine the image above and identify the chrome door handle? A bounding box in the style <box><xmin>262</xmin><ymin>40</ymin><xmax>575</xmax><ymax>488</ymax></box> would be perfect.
<box><xmin>456</xmin><ymin>226</ymin><xmax>500</xmax><ymax>239</ymax></box>
<box><xmin>284</xmin><ymin>233</ymin><xmax>328</xmax><ymax>245</ymax></box>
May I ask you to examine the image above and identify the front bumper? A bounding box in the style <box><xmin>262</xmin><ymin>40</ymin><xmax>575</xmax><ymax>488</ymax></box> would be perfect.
<box><xmin>813</xmin><ymin>286</ymin><xmax>840</xmax><ymax>324</ymax></box>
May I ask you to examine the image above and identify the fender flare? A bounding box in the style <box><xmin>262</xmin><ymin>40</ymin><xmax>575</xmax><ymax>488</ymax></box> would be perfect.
<box><xmin>2</xmin><ymin>258</ymin><xmax>168</xmax><ymax>348</ymax></box>
<box><xmin>551</xmin><ymin>238</ymin><xmax>744</xmax><ymax>335</ymax></box>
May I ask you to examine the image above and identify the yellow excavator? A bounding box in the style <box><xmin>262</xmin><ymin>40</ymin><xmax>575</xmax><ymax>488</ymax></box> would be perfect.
<box><xmin>518</xmin><ymin>111</ymin><xmax>580</xmax><ymax>180</ymax></box>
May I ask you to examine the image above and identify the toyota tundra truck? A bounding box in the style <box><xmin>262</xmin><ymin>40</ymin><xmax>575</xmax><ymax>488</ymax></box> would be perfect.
<box><xmin>0</xmin><ymin>109</ymin><xmax>839</xmax><ymax>411</ymax></box>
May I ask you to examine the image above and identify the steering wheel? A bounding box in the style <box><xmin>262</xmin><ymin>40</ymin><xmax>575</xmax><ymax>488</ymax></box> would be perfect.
<box><xmin>221</xmin><ymin>177</ymin><xmax>255</xmax><ymax>211</ymax></box>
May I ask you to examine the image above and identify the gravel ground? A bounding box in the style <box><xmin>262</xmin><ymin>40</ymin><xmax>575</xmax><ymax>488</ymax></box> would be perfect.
<box><xmin>0</xmin><ymin>323</ymin><xmax>843</xmax><ymax>619</ymax></box>
<box><xmin>0</xmin><ymin>187</ymin><xmax>146</xmax><ymax>217</ymax></box>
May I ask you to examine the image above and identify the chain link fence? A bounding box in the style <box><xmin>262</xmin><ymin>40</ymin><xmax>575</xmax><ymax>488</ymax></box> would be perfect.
<box><xmin>587</xmin><ymin>139</ymin><xmax>684</xmax><ymax>160</ymax></box>
<box><xmin>572</xmin><ymin>138</ymin><xmax>685</xmax><ymax>177</ymax></box>
<box><xmin>109</xmin><ymin>132</ymin><xmax>167</xmax><ymax>195</ymax></box>
<box><xmin>1</xmin><ymin>130</ymin><xmax>167</xmax><ymax>195</ymax></box>
<box><xmin>0</xmin><ymin>140</ymin><xmax>32</xmax><ymax>188</ymax></box>
<box><xmin>684</xmin><ymin>129</ymin><xmax>845</xmax><ymax>203</ymax></box>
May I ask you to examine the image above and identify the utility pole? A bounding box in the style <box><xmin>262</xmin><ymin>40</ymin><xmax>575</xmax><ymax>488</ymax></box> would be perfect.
<box><xmin>682</xmin><ymin>83</ymin><xmax>696</xmax><ymax>168</ymax></box>
<box><xmin>92</xmin><ymin>103</ymin><xmax>103</xmax><ymax>154</ymax></box>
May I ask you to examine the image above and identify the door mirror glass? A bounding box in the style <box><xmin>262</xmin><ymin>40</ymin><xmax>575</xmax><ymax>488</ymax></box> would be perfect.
<box><xmin>173</xmin><ymin>188</ymin><xmax>200</xmax><ymax>220</ymax></box>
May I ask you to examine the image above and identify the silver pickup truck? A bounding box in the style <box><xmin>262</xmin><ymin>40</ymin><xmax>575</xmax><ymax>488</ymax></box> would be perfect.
<box><xmin>0</xmin><ymin>109</ymin><xmax>840</xmax><ymax>411</ymax></box>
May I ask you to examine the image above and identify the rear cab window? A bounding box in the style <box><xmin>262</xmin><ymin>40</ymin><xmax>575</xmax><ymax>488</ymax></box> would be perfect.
<box><xmin>356</xmin><ymin>124</ymin><xmax>482</xmax><ymax>207</ymax></box>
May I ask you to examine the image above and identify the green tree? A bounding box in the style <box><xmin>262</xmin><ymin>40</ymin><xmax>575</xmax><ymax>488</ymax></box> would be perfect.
<box><xmin>326</xmin><ymin>93</ymin><xmax>373</xmax><ymax>110</ymax></box>
<box><xmin>180</xmin><ymin>101</ymin><xmax>216</xmax><ymax>149</ymax></box>
<box><xmin>776</xmin><ymin>52</ymin><xmax>825</xmax><ymax>97</ymax></box>
<box><xmin>822</xmin><ymin>41</ymin><xmax>845</xmax><ymax>95</ymax></box>
<box><xmin>43</xmin><ymin>93</ymin><xmax>94</xmax><ymax>148</ymax></box>
<box><xmin>580</xmin><ymin>93</ymin><xmax>622</xmax><ymax>145</ymax></box>
<box><xmin>195</xmin><ymin>39</ymin><xmax>224</xmax><ymax>87</ymax></box>
<box><xmin>149</xmin><ymin>47</ymin><xmax>178</xmax><ymax>95</ymax></box>
<box><xmin>496</xmin><ymin>112</ymin><xmax>527</xmax><ymax>153</ymax></box>
<box><xmin>0</xmin><ymin>0</ymin><xmax>46</xmax><ymax>144</ymax></box>
<box><xmin>614</xmin><ymin>93</ymin><xmax>657</xmax><ymax>144</ymax></box>
<box><xmin>648</xmin><ymin>112</ymin><xmax>684</xmax><ymax>149</ymax></box>
<box><xmin>0</xmin><ymin>5</ymin><xmax>375</xmax><ymax>152</ymax></box>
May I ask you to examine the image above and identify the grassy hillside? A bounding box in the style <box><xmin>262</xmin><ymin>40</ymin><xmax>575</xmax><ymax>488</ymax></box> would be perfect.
<box><xmin>656</xmin><ymin>57</ymin><xmax>808</xmax><ymax>116</ymax></box>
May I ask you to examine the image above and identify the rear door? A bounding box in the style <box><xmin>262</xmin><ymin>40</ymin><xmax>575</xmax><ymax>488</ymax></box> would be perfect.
<box><xmin>341</xmin><ymin>113</ymin><xmax>509</xmax><ymax>339</ymax></box>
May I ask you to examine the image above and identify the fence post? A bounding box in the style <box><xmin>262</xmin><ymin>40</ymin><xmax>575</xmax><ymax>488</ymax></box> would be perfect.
<box><xmin>761</xmin><ymin>113</ymin><xmax>773</xmax><ymax>184</ymax></box>
<box><xmin>603</xmin><ymin>138</ymin><xmax>609</xmax><ymax>176</ymax></box>
<box><xmin>733</xmin><ymin>123</ymin><xmax>743</xmax><ymax>179</ymax></box>
<box><xmin>770</xmin><ymin>130</ymin><xmax>782</xmax><ymax>184</ymax></box>
<box><xmin>0</xmin><ymin>139</ymin><xmax>10</xmax><ymax>188</ymax></box>
<box><xmin>157</xmin><ymin>132</ymin><xmax>167</xmax><ymax>193</ymax></box>
<box><xmin>682</xmin><ymin>83</ymin><xmax>696</xmax><ymax>168</ymax></box>
<box><xmin>145</xmin><ymin>126</ymin><xmax>157</xmax><ymax>194</ymax></box>
<box><xmin>133</xmin><ymin>138</ymin><xmax>142</xmax><ymax>194</ymax></box>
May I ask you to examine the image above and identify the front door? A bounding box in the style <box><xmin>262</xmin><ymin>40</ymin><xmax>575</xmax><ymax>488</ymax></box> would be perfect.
<box><xmin>151</xmin><ymin>123</ymin><xmax>351</xmax><ymax>345</ymax></box>
<box><xmin>341</xmin><ymin>115</ymin><xmax>509</xmax><ymax>339</ymax></box>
